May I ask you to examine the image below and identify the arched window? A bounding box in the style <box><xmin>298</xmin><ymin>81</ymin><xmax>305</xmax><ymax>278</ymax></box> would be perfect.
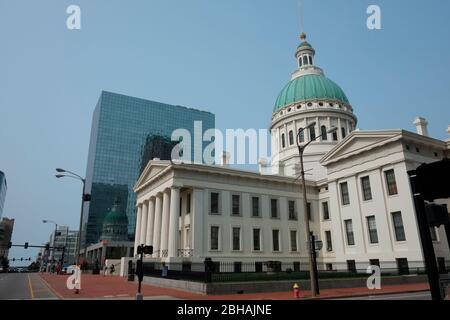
<box><xmin>299</xmin><ymin>130</ymin><xmax>305</xmax><ymax>143</ymax></box>
<box><xmin>332</xmin><ymin>131</ymin><xmax>338</xmax><ymax>141</ymax></box>
<box><xmin>341</xmin><ymin>127</ymin><xmax>346</xmax><ymax>139</ymax></box>
<box><xmin>281</xmin><ymin>133</ymin><xmax>286</xmax><ymax>148</ymax></box>
<box><xmin>309</xmin><ymin>126</ymin><xmax>316</xmax><ymax>141</ymax></box>
<box><xmin>309</xmin><ymin>55</ymin><xmax>313</xmax><ymax>65</ymax></box>
<box><xmin>321</xmin><ymin>126</ymin><xmax>328</xmax><ymax>141</ymax></box>
<box><xmin>289</xmin><ymin>130</ymin><xmax>294</xmax><ymax>145</ymax></box>
<box><xmin>303</xmin><ymin>56</ymin><xmax>308</xmax><ymax>65</ymax></box>
<box><xmin>298</xmin><ymin>58</ymin><xmax>303</xmax><ymax>67</ymax></box>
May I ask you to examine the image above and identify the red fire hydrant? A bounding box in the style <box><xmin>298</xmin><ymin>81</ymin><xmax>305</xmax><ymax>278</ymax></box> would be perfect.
<box><xmin>293</xmin><ymin>283</ymin><xmax>300</xmax><ymax>298</ymax></box>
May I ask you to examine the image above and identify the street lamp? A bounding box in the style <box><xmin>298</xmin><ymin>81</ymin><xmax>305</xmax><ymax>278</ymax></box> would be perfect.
<box><xmin>296</xmin><ymin>123</ymin><xmax>337</xmax><ymax>297</ymax></box>
<box><xmin>42</xmin><ymin>220</ymin><xmax>57</xmax><ymax>269</ymax></box>
<box><xmin>55</xmin><ymin>168</ymin><xmax>87</xmax><ymax>266</ymax></box>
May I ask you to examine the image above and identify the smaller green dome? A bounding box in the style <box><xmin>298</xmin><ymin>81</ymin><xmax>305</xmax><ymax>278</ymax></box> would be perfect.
<box><xmin>103</xmin><ymin>202</ymin><xmax>128</xmax><ymax>225</ymax></box>
<box><xmin>298</xmin><ymin>41</ymin><xmax>313</xmax><ymax>49</ymax></box>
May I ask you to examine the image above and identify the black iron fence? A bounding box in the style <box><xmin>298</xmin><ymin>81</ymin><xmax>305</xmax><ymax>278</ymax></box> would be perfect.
<box><xmin>138</xmin><ymin>260</ymin><xmax>449</xmax><ymax>283</ymax></box>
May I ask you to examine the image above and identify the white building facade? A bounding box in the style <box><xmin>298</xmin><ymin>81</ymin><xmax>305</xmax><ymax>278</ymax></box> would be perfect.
<box><xmin>132</xmin><ymin>34</ymin><xmax>450</xmax><ymax>273</ymax></box>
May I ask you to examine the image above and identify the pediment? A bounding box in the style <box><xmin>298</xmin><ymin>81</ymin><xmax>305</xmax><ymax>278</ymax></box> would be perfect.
<box><xmin>320</xmin><ymin>130</ymin><xmax>403</xmax><ymax>165</ymax></box>
<box><xmin>134</xmin><ymin>160</ymin><xmax>171</xmax><ymax>191</ymax></box>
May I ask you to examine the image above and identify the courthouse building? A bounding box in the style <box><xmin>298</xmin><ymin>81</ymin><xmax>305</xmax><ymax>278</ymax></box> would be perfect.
<box><xmin>132</xmin><ymin>34</ymin><xmax>450</xmax><ymax>273</ymax></box>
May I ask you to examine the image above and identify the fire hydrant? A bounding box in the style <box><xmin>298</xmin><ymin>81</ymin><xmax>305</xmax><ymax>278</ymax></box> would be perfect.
<box><xmin>293</xmin><ymin>283</ymin><xmax>300</xmax><ymax>298</ymax></box>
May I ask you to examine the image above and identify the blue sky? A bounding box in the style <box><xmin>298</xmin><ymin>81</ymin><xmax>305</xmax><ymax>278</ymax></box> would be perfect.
<box><xmin>1</xmin><ymin>0</ymin><xmax>449</xmax><ymax>264</ymax></box>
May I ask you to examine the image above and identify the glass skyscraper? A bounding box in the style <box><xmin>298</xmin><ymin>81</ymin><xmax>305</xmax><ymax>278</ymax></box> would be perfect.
<box><xmin>0</xmin><ymin>171</ymin><xmax>6</xmax><ymax>219</ymax></box>
<box><xmin>82</xmin><ymin>91</ymin><xmax>215</xmax><ymax>247</ymax></box>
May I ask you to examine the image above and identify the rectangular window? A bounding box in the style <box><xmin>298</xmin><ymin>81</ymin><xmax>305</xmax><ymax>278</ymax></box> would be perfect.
<box><xmin>344</xmin><ymin>219</ymin><xmax>355</xmax><ymax>246</ymax></box>
<box><xmin>272</xmin><ymin>229</ymin><xmax>280</xmax><ymax>252</ymax></box>
<box><xmin>290</xmin><ymin>230</ymin><xmax>297</xmax><ymax>252</ymax></box>
<box><xmin>234</xmin><ymin>262</ymin><xmax>242</xmax><ymax>273</ymax></box>
<box><xmin>430</xmin><ymin>227</ymin><xmax>438</xmax><ymax>241</ymax></box>
<box><xmin>179</xmin><ymin>197</ymin><xmax>182</xmax><ymax>217</ymax></box>
<box><xmin>232</xmin><ymin>227</ymin><xmax>241</xmax><ymax>251</ymax></box>
<box><xmin>325</xmin><ymin>230</ymin><xmax>333</xmax><ymax>252</ymax></box>
<box><xmin>369</xmin><ymin>259</ymin><xmax>380</xmax><ymax>267</ymax></box>
<box><xmin>288</xmin><ymin>200</ymin><xmax>297</xmax><ymax>220</ymax></box>
<box><xmin>307</xmin><ymin>202</ymin><xmax>312</xmax><ymax>221</ymax></box>
<box><xmin>255</xmin><ymin>262</ymin><xmax>263</xmax><ymax>272</ymax></box>
<box><xmin>437</xmin><ymin>257</ymin><xmax>446</xmax><ymax>274</ymax></box>
<box><xmin>347</xmin><ymin>260</ymin><xmax>356</xmax><ymax>273</ymax></box>
<box><xmin>385</xmin><ymin>169</ymin><xmax>398</xmax><ymax>195</ymax></box>
<box><xmin>396</xmin><ymin>258</ymin><xmax>409</xmax><ymax>275</ymax></box>
<box><xmin>340</xmin><ymin>182</ymin><xmax>350</xmax><ymax>205</ymax></box>
<box><xmin>326</xmin><ymin>263</ymin><xmax>333</xmax><ymax>271</ymax></box>
<box><xmin>293</xmin><ymin>262</ymin><xmax>301</xmax><ymax>272</ymax></box>
<box><xmin>361</xmin><ymin>176</ymin><xmax>373</xmax><ymax>201</ymax></box>
<box><xmin>210</xmin><ymin>226</ymin><xmax>219</xmax><ymax>250</ymax></box>
<box><xmin>271</xmin><ymin>199</ymin><xmax>278</xmax><ymax>218</ymax></box>
<box><xmin>366</xmin><ymin>216</ymin><xmax>379</xmax><ymax>244</ymax></box>
<box><xmin>253</xmin><ymin>228</ymin><xmax>261</xmax><ymax>251</ymax></box>
<box><xmin>186</xmin><ymin>193</ymin><xmax>191</xmax><ymax>214</ymax></box>
<box><xmin>392</xmin><ymin>212</ymin><xmax>406</xmax><ymax>241</ymax></box>
<box><xmin>252</xmin><ymin>197</ymin><xmax>260</xmax><ymax>217</ymax></box>
<box><xmin>210</xmin><ymin>192</ymin><xmax>219</xmax><ymax>214</ymax></box>
<box><xmin>232</xmin><ymin>194</ymin><xmax>240</xmax><ymax>216</ymax></box>
<box><xmin>322</xmin><ymin>202</ymin><xmax>330</xmax><ymax>220</ymax></box>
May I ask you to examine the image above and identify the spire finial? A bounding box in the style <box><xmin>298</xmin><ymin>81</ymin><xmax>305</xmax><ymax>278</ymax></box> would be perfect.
<box><xmin>299</xmin><ymin>1</ymin><xmax>306</xmax><ymax>41</ymax></box>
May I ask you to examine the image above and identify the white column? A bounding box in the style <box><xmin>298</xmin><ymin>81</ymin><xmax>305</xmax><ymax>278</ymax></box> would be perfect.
<box><xmin>145</xmin><ymin>198</ymin><xmax>155</xmax><ymax>247</ymax></box>
<box><xmin>139</xmin><ymin>201</ymin><xmax>148</xmax><ymax>246</ymax></box>
<box><xmin>152</xmin><ymin>194</ymin><xmax>163</xmax><ymax>257</ymax></box>
<box><xmin>168</xmin><ymin>187</ymin><xmax>180</xmax><ymax>258</ymax></box>
<box><xmin>191</xmin><ymin>188</ymin><xmax>204</xmax><ymax>257</ymax></box>
<box><xmin>134</xmin><ymin>204</ymin><xmax>142</xmax><ymax>256</ymax></box>
<box><xmin>160</xmin><ymin>190</ymin><xmax>171</xmax><ymax>257</ymax></box>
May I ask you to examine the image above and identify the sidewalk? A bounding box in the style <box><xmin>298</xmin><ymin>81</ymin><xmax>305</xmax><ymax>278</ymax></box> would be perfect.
<box><xmin>39</xmin><ymin>273</ymin><xmax>429</xmax><ymax>300</ymax></box>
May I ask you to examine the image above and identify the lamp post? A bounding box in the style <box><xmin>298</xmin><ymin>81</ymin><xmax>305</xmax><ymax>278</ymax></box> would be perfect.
<box><xmin>296</xmin><ymin>123</ymin><xmax>337</xmax><ymax>297</ymax></box>
<box><xmin>42</xmin><ymin>220</ymin><xmax>57</xmax><ymax>270</ymax></box>
<box><xmin>55</xmin><ymin>168</ymin><xmax>87</xmax><ymax>266</ymax></box>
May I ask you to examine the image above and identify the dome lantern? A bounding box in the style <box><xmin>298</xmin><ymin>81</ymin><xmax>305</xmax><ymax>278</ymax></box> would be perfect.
<box><xmin>295</xmin><ymin>33</ymin><xmax>316</xmax><ymax>69</ymax></box>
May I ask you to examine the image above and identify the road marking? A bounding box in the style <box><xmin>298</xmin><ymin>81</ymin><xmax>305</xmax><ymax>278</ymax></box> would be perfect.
<box><xmin>27</xmin><ymin>274</ymin><xmax>35</xmax><ymax>299</ymax></box>
<box><xmin>37</xmin><ymin>275</ymin><xmax>64</xmax><ymax>300</ymax></box>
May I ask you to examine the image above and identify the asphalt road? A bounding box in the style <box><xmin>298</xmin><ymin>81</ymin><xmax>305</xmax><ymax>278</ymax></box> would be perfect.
<box><xmin>333</xmin><ymin>291</ymin><xmax>432</xmax><ymax>300</ymax></box>
<box><xmin>0</xmin><ymin>272</ymin><xmax>58</xmax><ymax>300</ymax></box>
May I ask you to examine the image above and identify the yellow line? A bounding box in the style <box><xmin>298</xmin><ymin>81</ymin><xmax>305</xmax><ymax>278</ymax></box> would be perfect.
<box><xmin>38</xmin><ymin>274</ymin><xmax>64</xmax><ymax>300</ymax></box>
<box><xmin>27</xmin><ymin>274</ymin><xmax>35</xmax><ymax>299</ymax></box>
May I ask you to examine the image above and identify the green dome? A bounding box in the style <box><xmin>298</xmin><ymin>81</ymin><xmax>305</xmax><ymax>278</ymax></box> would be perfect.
<box><xmin>274</xmin><ymin>74</ymin><xmax>350</xmax><ymax>112</ymax></box>
<box><xmin>103</xmin><ymin>208</ymin><xmax>128</xmax><ymax>225</ymax></box>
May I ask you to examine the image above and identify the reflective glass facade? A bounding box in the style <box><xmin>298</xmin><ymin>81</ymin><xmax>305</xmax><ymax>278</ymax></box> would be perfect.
<box><xmin>0</xmin><ymin>171</ymin><xmax>6</xmax><ymax>219</ymax></box>
<box><xmin>82</xmin><ymin>91</ymin><xmax>215</xmax><ymax>247</ymax></box>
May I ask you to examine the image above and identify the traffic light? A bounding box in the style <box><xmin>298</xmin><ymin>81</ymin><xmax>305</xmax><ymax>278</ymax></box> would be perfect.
<box><xmin>144</xmin><ymin>245</ymin><xmax>153</xmax><ymax>255</ymax></box>
<box><xmin>416</xmin><ymin>159</ymin><xmax>450</xmax><ymax>201</ymax></box>
<box><xmin>83</xmin><ymin>193</ymin><xmax>91</xmax><ymax>202</ymax></box>
<box><xmin>45</xmin><ymin>243</ymin><xmax>50</xmax><ymax>251</ymax></box>
<box><xmin>20</xmin><ymin>258</ymin><xmax>23</xmax><ymax>261</ymax></box>
<box><xmin>12</xmin><ymin>258</ymin><xmax>15</xmax><ymax>262</ymax></box>
<box><xmin>8</xmin><ymin>241</ymin><xmax>12</xmax><ymax>249</ymax></box>
<box><xmin>24</xmin><ymin>242</ymin><xmax>28</xmax><ymax>249</ymax></box>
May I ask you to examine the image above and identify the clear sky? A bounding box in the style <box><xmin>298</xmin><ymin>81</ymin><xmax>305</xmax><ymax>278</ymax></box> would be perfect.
<box><xmin>1</xmin><ymin>0</ymin><xmax>450</xmax><ymax>264</ymax></box>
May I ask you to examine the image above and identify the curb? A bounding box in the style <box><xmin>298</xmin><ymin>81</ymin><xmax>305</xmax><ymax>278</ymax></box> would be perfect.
<box><xmin>315</xmin><ymin>288</ymin><xmax>430</xmax><ymax>300</ymax></box>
